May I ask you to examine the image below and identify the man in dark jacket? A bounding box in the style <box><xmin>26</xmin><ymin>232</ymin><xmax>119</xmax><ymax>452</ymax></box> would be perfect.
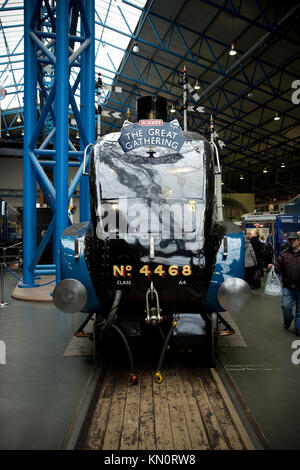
<box><xmin>250</xmin><ymin>231</ymin><xmax>264</xmax><ymax>278</ymax></box>
<box><xmin>269</xmin><ymin>232</ymin><xmax>300</xmax><ymax>336</ymax></box>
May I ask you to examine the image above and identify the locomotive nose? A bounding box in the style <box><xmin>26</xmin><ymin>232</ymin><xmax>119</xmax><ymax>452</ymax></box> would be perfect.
<box><xmin>217</xmin><ymin>278</ymin><xmax>252</xmax><ymax>313</ymax></box>
<box><xmin>53</xmin><ymin>278</ymin><xmax>87</xmax><ymax>313</ymax></box>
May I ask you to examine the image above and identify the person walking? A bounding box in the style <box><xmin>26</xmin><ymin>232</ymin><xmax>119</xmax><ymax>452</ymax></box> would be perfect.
<box><xmin>268</xmin><ymin>232</ymin><xmax>300</xmax><ymax>336</ymax></box>
<box><xmin>245</xmin><ymin>233</ymin><xmax>257</xmax><ymax>288</ymax></box>
<box><xmin>250</xmin><ymin>230</ymin><xmax>264</xmax><ymax>278</ymax></box>
<box><xmin>265</xmin><ymin>232</ymin><xmax>274</xmax><ymax>265</ymax></box>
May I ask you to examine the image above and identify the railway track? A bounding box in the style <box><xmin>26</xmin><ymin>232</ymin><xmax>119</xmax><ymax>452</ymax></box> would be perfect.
<box><xmin>62</xmin><ymin>358</ymin><xmax>269</xmax><ymax>451</ymax></box>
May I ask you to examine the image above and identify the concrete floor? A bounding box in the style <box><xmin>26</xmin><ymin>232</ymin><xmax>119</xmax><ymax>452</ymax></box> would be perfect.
<box><xmin>0</xmin><ymin>270</ymin><xmax>300</xmax><ymax>450</ymax></box>
<box><xmin>0</xmin><ymin>272</ymin><xmax>93</xmax><ymax>450</ymax></box>
<box><xmin>218</xmin><ymin>274</ymin><xmax>300</xmax><ymax>450</ymax></box>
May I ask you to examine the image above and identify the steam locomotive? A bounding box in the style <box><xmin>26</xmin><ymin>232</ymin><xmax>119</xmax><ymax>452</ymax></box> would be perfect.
<box><xmin>53</xmin><ymin>96</ymin><xmax>251</xmax><ymax>378</ymax></box>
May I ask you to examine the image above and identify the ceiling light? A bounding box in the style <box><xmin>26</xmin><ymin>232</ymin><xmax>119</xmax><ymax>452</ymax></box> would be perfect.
<box><xmin>247</xmin><ymin>90</ymin><xmax>253</xmax><ymax>97</ymax></box>
<box><xmin>133</xmin><ymin>43</ymin><xmax>139</xmax><ymax>53</ymax></box>
<box><xmin>76</xmin><ymin>132</ymin><xmax>80</xmax><ymax>140</ymax></box>
<box><xmin>240</xmin><ymin>174</ymin><xmax>244</xmax><ymax>180</ymax></box>
<box><xmin>274</xmin><ymin>113</ymin><xmax>280</xmax><ymax>121</ymax></box>
<box><xmin>170</xmin><ymin>105</ymin><xmax>176</xmax><ymax>113</ymax></box>
<box><xmin>21</xmin><ymin>130</ymin><xmax>24</xmax><ymax>136</ymax></box>
<box><xmin>263</xmin><ymin>167</ymin><xmax>268</xmax><ymax>173</ymax></box>
<box><xmin>194</xmin><ymin>81</ymin><xmax>200</xmax><ymax>90</ymax></box>
<box><xmin>281</xmin><ymin>162</ymin><xmax>286</xmax><ymax>168</ymax></box>
<box><xmin>221</xmin><ymin>181</ymin><xmax>224</xmax><ymax>185</ymax></box>
<box><xmin>229</xmin><ymin>43</ymin><xmax>237</xmax><ymax>56</ymax></box>
<box><xmin>6</xmin><ymin>131</ymin><xmax>10</xmax><ymax>138</ymax></box>
<box><xmin>17</xmin><ymin>114</ymin><xmax>21</xmax><ymax>123</ymax></box>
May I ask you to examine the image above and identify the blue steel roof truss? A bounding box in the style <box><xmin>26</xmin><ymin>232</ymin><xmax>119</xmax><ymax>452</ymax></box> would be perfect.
<box><xmin>0</xmin><ymin>0</ymin><xmax>300</xmax><ymax>203</ymax></box>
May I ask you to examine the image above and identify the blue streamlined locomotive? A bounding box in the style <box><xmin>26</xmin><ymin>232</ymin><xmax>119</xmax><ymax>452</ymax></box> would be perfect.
<box><xmin>53</xmin><ymin>96</ymin><xmax>251</xmax><ymax>377</ymax></box>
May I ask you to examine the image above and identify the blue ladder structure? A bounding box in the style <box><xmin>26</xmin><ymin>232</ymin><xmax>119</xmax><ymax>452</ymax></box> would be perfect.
<box><xmin>23</xmin><ymin>0</ymin><xmax>95</xmax><ymax>286</ymax></box>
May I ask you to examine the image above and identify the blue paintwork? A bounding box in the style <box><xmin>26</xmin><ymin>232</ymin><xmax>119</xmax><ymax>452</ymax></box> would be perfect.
<box><xmin>60</xmin><ymin>223</ymin><xmax>100</xmax><ymax>313</ymax></box>
<box><xmin>22</xmin><ymin>1</ymin><xmax>95</xmax><ymax>286</ymax></box>
<box><xmin>23</xmin><ymin>0</ymin><xmax>37</xmax><ymax>286</ymax></box>
<box><xmin>55</xmin><ymin>0</ymin><xmax>70</xmax><ymax>284</ymax></box>
<box><xmin>204</xmin><ymin>232</ymin><xmax>245</xmax><ymax>312</ymax></box>
<box><xmin>80</xmin><ymin>0</ymin><xmax>94</xmax><ymax>223</ymax></box>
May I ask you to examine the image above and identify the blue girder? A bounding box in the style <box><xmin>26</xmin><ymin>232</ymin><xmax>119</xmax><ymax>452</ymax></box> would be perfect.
<box><xmin>22</xmin><ymin>0</ymin><xmax>95</xmax><ymax>286</ymax></box>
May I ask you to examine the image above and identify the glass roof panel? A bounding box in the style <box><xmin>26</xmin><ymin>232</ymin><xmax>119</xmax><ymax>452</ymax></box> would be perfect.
<box><xmin>0</xmin><ymin>0</ymin><xmax>146</xmax><ymax>113</ymax></box>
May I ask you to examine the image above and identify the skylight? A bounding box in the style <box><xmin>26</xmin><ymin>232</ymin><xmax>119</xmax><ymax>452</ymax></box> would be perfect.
<box><xmin>0</xmin><ymin>0</ymin><xmax>24</xmax><ymax>111</ymax></box>
<box><xmin>0</xmin><ymin>0</ymin><xmax>147</xmax><ymax>114</ymax></box>
<box><xmin>95</xmin><ymin>0</ymin><xmax>147</xmax><ymax>101</ymax></box>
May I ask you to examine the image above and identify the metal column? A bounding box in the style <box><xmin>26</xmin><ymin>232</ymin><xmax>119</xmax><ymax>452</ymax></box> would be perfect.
<box><xmin>80</xmin><ymin>0</ymin><xmax>95</xmax><ymax>222</ymax></box>
<box><xmin>55</xmin><ymin>1</ymin><xmax>69</xmax><ymax>282</ymax></box>
<box><xmin>22</xmin><ymin>0</ymin><xmax>95</xmax><ymax>286</ymax></box>
<box><xmin>23</xmin><ymin>0</ymin><xmax>37</xmax><ymax>286</ymax></box>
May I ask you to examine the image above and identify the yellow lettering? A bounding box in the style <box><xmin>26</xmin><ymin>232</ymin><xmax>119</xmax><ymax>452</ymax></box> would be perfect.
<box><xmin>154</xmin><ymin>265</ymin><xmax>166</xmax><ymax>277</ymax></box>
<box><xmin>182</xmin><ymin>265</ymin><xmax>192</xmax><ymax>276</ymax></box>
<box><xmin>169</xmin><ymin>265</ymin><xmax>179</xmax><ymax>276</ymax></box>
<box><xmin>113</xmin><ymin>265</ymin><xmax>125</xmax><ymax>277</ymax></box>
<box><xmin>140</xmin><ymin>265</ymin><xmax>152</xmax><ymax>277</ymax></box>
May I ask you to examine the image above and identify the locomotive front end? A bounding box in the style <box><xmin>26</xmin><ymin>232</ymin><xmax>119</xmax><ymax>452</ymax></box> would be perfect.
<box><xmin>53</xmin><ymin>95</ymin><xmax>251</xmax><ymax>366</ymax></box>
<box><xmin>87</xmin><ymin>97</ymin><xmax>223</xmax><ymax>321</ymax></box>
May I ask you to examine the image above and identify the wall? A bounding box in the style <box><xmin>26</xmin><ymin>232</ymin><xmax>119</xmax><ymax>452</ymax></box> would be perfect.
<box><xmin>222</xmin><ymin>193</ymin><xmax>255</xmax><ymax>221</ymax></box>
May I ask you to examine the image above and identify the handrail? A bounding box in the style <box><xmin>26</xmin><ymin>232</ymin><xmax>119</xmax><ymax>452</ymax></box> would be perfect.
<box><xmin>210</xmin><ymin>141</ymin><xmax>221</xmax><ymax>174</ymax></box>
<box><xmin>0</xmin><ymin>241</ymin><xmax>23</xmax><ymax>251</ymax></box>
<box><xmin>83</xmin><ymin>143</ymin><xmax>93</xmax><ymax>176</ymax></box>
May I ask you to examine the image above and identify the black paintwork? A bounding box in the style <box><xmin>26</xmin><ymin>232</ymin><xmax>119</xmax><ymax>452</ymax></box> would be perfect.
<box><xmin>85</xmin><ymin>129</ymin><xmax>224</xmax><ymax>318</ymax></box>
